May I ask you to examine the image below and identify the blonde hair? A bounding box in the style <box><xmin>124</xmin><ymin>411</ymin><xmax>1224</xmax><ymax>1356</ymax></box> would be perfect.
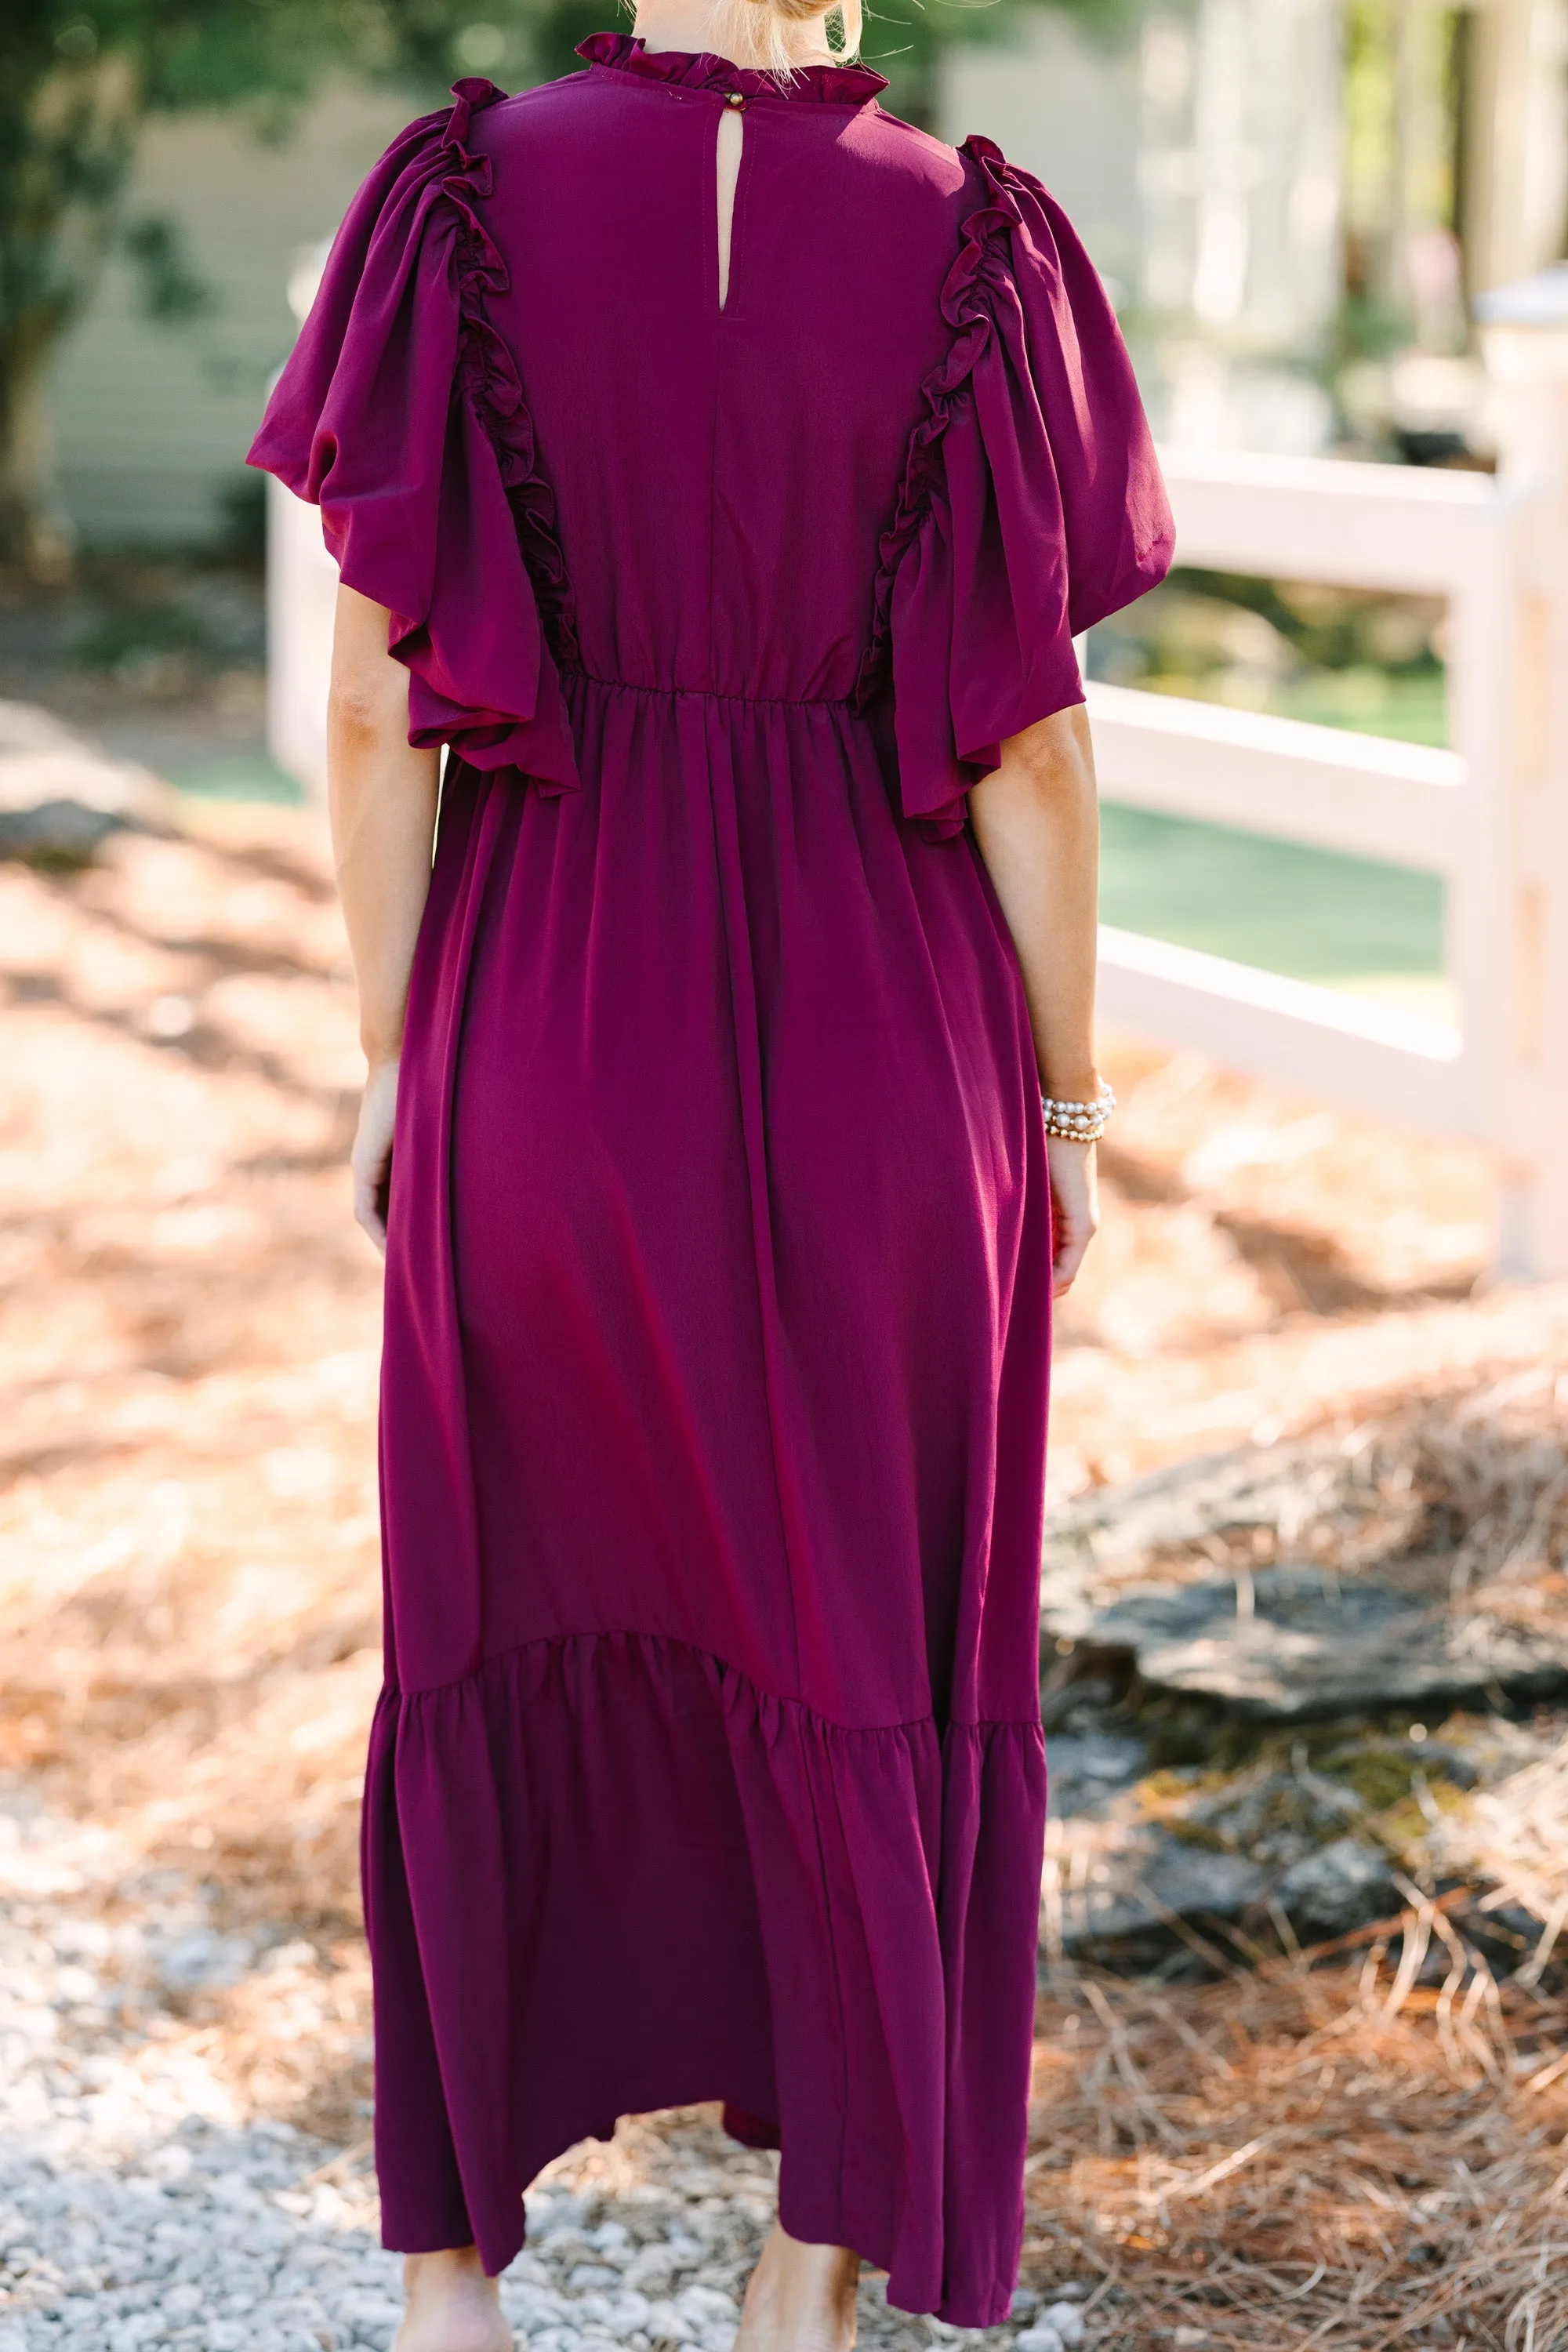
<box><xmin>696</xmin><ymin>0</ymin><xmax>864</xmax><ymax>82</ymax></box>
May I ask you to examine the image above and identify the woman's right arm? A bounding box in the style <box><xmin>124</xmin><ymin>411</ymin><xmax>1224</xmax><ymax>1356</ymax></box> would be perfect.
<box><xmin>326</xmin><ymin>583</ymin><xmax>441</xmax><ymax>1253</ymax></box>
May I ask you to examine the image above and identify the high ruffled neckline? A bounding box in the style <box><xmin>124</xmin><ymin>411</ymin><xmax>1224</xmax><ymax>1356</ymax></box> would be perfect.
<box><xmin>575</xmin><ymin>31</ymin><xmax>887</xmax><ymax>106</ymax></box>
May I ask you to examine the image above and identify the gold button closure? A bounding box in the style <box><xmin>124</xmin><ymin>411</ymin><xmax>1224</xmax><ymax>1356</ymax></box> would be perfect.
<box><xmin>726</xmin><ymin>90</ymin><xmax>745</xmax><ymax>106</ymax></box>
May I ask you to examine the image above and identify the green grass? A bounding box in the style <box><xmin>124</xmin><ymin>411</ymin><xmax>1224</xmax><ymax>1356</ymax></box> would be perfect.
<box><xmin>172</xmin><ymin>754</ymin><xmax>305</xmax><ymax>804</ymax></box>
<box><xmin>1258</xmin><ymin>666</ymin><xmax>1446</xmax><ymax>747</ymax></box>
<box><xmin>1098</xmin><ymin>804</ymin><xmax>1453</xmax><ymax>1024</ymax></box>
<box><xmin>1129</xmin><ymin>666</ymin><xmax>1447</xmax><ymax>749</ymax></box>
<box><xmin>1095</xmin><ymin>631</ymin><xmax>1451</xmax><ymax>1019</ymax></box>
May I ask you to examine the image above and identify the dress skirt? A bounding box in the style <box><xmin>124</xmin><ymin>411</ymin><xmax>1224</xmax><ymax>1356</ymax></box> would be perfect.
<box><xmin>364</xmin><ymin>673</ymin><xmax>1053</xmax><ymax>2325</ymax></box>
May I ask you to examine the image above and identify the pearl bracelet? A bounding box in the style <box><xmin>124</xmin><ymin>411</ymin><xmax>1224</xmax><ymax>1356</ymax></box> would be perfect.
<box><xmin>1040</xmin><ymin>1077</ymin><xmax>1116</xmax><ymax>1142</ymax></box>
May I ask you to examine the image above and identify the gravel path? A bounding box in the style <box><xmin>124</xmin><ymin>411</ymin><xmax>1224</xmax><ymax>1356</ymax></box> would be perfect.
<box><xmin>0</xmin><ymin>1801</ymin><xmax>1091</xmax><ymax>2352</ymax></box>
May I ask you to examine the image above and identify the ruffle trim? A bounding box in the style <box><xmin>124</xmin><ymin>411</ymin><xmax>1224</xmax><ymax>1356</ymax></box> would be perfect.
<box><xmin>429</xmin><ymin>78</ymin><xmax>579</xmax><ymax>669</ymax></box>
<box><xmin>576</xmin><ymin>30</ymin><xmax>887</xmax><ymax>107</ymax></box>
<box><xmin>853</xmin><ymin>133</ymin><xmax>1020</xmax><ymax>713</ymax></box>
<box><xmin>366</xmin><ymin>1624</ymin><xmax>1045</xmax><ymax>2325</ymax></box>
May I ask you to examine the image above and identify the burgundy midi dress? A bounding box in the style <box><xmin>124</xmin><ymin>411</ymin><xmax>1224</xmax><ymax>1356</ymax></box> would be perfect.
<box><xmin>250</xmin><ymin>32</ymin><xmax>1172</xmax><ymax>2326</ymax></box>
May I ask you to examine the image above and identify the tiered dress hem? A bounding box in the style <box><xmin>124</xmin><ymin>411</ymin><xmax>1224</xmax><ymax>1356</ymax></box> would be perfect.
<box><xmin>364</xmin><ymin>1624</ymin><xmax>1045</xmax><ymax>2325</ymax></box>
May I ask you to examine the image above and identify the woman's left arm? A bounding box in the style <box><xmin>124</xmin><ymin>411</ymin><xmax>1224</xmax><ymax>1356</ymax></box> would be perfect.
<box><xmin>326</xmin><ymin>583</ymin><xmax>441</xmax><ymax>1254</ymax></box>
<box><xmin>967</xmin><ymin>702</ymin><xmax>1103</xmax><ymax>1297</ymax></box>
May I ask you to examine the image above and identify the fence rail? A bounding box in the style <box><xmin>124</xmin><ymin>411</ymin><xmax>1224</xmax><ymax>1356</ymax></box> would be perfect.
<box><xmin>1149</xmin><ymin>442</ymin><xmax>1505</xmax><ymax>593</ymax></box>
<box><xmin>1085</xmin><ymin>684</ymin><xmax>1466</xmax><ymax>870</ymax></box>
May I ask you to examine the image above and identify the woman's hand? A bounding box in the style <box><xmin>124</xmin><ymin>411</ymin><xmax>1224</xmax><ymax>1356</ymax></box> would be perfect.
<box><xmin>1047</xmin><ymin>1136</ymin><xmax>1098</xmax><ymax>1296</ymax></box>
<box><xmin>353</xmin><ymin>1057</ymin><xmax>400</xmax><ymax>1254</ymax></box>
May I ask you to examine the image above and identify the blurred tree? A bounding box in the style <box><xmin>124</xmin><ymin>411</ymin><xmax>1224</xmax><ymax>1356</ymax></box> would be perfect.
<box><xmin>0</xmin><ymin>0</ymin><xmax>549</xmax><ymax>572</ymax></box>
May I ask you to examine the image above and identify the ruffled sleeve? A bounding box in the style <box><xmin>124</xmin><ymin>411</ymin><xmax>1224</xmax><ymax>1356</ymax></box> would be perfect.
<box><xmin>858</xmin><ymin>135</ymin><xmax>1174</xmax><ymax>839</ymax></box>
<box><xmin>247</xmin><ymin>80</ymin><xmax>579</xmax><ymax>795</ymax></box>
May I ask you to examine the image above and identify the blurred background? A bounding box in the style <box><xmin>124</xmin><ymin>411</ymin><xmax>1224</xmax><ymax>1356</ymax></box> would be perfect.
<box><xmin>2</xmin><ymin>4</ymin><xmax>1568</xmax><ymax>2350</ymax></box>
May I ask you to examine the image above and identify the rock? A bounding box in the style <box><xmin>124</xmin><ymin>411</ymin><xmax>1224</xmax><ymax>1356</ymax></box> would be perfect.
<box><xmin>1278</xmin><ymin>1837</ymin><xmax>1400</xmax><ymax>1937</ymax></box>
<box><xmin>1053</xmin><ymin>1822</ymin><xmax>1268</xmax><ymax>1950</ymax></box>
<box><xmin>1171</xmin><ymin>1761</ymin><xmax>1365</xmax><ymax>1867</ymax></box>
<box><xmin>154</xmin><ymin>1929</ymin><xmax>256</xmax><ymax>1992</ymax></box>
<box><xmin>1045</xmin><ymin>1733</ymin><xmax>1149</xmax><ymax>1818</ymax></box>
<box><xmin>1042</xmin><ymin>1561</ymin><xmax>1568</xmax><ymax>1722</ymax></box>
<box><xmin>1014</xmin><ymin>2328</ymin><xmax>1065</xmax><ymax>2352</ymax></box>
<box><xmin>1040</xmin><ymin>2301</ymin><xmax>1087</xmax><ymax>2345</ymax></box>
<box><xmin>673</xmin><ymin>2285</ymin><xmax>738</xmax><ymax>2326</ymax></box>
<box><xmin>0</xmin><ymin>702</ymin><xmax>172</xmax><ymax>867</ymax></box>
<box><xmin>0</xmin><ymin>797</ymin><xmax>125</xmax><ymax>866</ymax></box>
<box><xmin>1318</xmin><ymin>1733</ymin><xmax>1479</xmax><ymax>1800</ymax></box>
<box><xmin>1044</xmin><ymin>1443</ymin><xmax>1340</xmax><ymax>1580</ymax></box>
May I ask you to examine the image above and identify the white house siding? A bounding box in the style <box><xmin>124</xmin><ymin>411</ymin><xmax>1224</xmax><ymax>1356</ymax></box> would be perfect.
<box><xmin>941</xmin><ymin>2</ymin><xmax>1344</xmax><ymax>456</ymax></box>
<box><xmin>49</xmin><ymin>82</ymin><xmax>413</xmax><ymax>548</ymax></box>
<box><xmin>938</xmin><ymin>15</ymin><xmax>1145</xmax><ymax>301</ymax></box>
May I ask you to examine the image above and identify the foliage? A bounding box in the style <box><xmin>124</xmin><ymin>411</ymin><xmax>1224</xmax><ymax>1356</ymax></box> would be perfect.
<box><xmin>122</xmin><ymin>210</ymin><xmax>212</xmax><ymax>318</ymax></box>
<box><xmin>0</xmin><ymin>0</ymin><xmax>554</xmax><ymax>569</ymax></box>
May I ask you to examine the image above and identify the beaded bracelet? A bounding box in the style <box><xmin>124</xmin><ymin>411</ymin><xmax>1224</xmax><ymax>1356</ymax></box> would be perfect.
<box><xmin>1040</xmin><ymin>1078</ymin><xmax>1116</xmax><ymax>1142</ymax></box>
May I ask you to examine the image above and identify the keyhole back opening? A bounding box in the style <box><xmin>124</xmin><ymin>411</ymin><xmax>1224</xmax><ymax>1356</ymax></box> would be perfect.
<box><xmin>716</xmin><ymin>105</ymin><xmax>744</xmax><ymax>312</ymax></box>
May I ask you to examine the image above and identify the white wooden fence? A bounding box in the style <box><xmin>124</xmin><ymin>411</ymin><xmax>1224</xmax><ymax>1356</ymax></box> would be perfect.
<box><xmin>1091</xmin><ymin>270</ymin><xmax>1568</xmax><ymax>1277</ymax></box>
<box><xmin>266</xmin><ymin>263</ymin><xmax>1568</xmax><ymax>1276</ymax></box>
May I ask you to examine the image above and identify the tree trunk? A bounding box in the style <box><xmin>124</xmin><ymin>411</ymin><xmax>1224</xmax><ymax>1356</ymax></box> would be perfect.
<box><xmin>0</xmin><ymin>351</ymin><xmax>74</xmax><ymax>576</ymax></box>
<box><xmin>0</xmin><ymin>49</ymin><xmax>143</xmax><ymax>575</ymax></box>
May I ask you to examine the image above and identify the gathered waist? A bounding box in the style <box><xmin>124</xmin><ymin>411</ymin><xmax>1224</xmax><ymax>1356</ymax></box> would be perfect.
<box><xmin>557</xmin><ymin>664</ymin><xmax>865</xmax><ymax>713</ymax></box>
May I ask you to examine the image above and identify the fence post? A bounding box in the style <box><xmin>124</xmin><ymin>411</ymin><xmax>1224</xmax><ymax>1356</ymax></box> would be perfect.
<box><xmin>1477</xmin><ymin>266</ymin><xmax>1568</xmax><ymax>1277</ymax></box>
<box><xmin>265</xmin><ymin>476</ymin><xmax>337</xmax><ymax>803</ymax></box>
<box><xmin>263</xmin><ymin>240</ymin><xmax>336</xmax><ymax>804</ymax></box>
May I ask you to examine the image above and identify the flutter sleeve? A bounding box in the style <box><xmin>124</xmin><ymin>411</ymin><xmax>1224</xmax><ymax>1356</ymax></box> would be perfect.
<box><xmin>247</xmin><ymin>78</ymin><xmax>579</xmax><ymax>795</ymax></box>
<box><xmin>858</xmin><ymin>135</ymin><xmax>1174</xmax><ymax>839</ymax></box>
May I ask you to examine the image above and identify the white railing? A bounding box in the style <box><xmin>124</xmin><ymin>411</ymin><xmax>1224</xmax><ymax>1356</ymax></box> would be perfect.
<box><xmin>265</xmin><ymin>267</ymin><xmax>1568</xmax><ymax>1276</ymax></box>
<box><xmin>1091</xmin><ymin>277</ymin><xmax>1568</xmax><ymax>1278</ymax></box>
<box><xmin>1089</xmin><ymin>459</ymin><xmax>1508</xmax><ymax>1136</ymax></box>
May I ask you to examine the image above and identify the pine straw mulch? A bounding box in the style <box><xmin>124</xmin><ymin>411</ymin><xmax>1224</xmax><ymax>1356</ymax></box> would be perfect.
<box><xmin>1042</xmin><ymin>1359</ymin><xmax>1568</xmax><ymax>1662</ymax></box>
<box><xmin>1025</xmin><ymin>1917</ymin><xmax>1568</xmax><ymax>2352</ymax></box>
<box><xmin>1171</xmin><ymin>1365</ymin><xmax>1564</xmax><ymax>1590</ymax></box>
